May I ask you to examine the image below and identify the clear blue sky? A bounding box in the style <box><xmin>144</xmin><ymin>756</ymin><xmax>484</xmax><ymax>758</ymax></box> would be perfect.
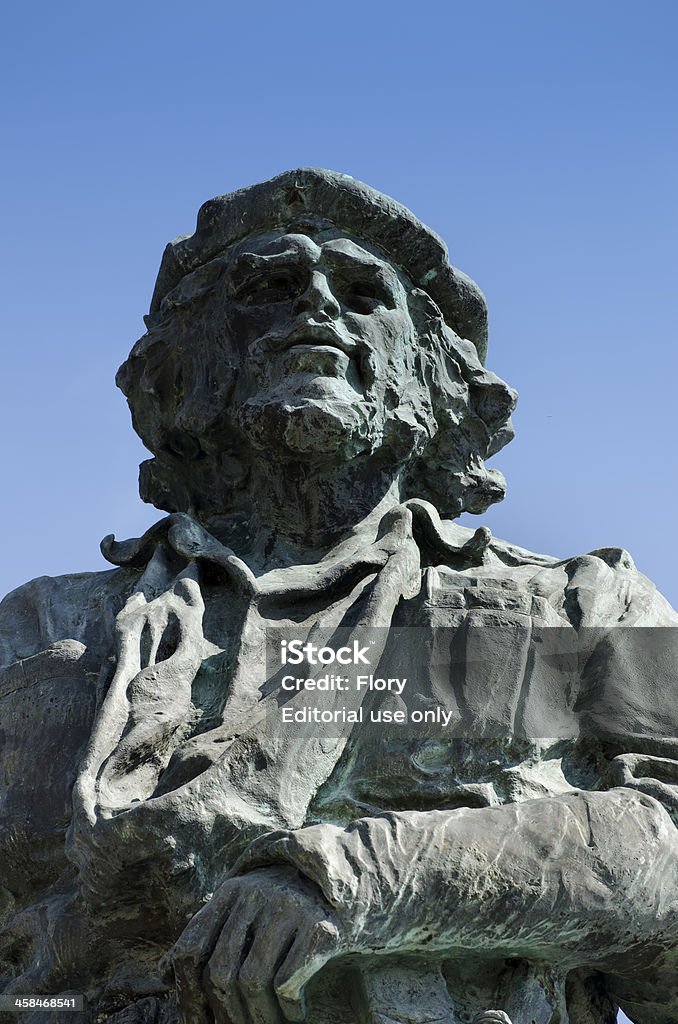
<box><xmin>1</xmin><ymin>0</ymin><xmax>676</xmax><ymax>632</ymax></box>
<box><xmin>1</xmin><ymin>4</ymin><xmax>674</xmax><ymax>1018</ymax></box>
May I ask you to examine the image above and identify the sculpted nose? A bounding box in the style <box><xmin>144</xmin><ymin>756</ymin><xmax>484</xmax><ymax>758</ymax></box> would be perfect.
<box><xmin>293</xmin><ymin>271</ymin><xmax>340</xmax><ymax>321</ymax></box>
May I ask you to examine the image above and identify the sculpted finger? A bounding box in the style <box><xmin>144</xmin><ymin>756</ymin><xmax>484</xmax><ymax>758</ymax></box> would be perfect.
<box><xmin>274</xmin><ymin>920</ymin><xmax>341</xmax><ymax>1021</ymax></box>
<box><xmin>238</xmin><ymin>918</ymin><xmax>298</xmax><ymax>1024</ymax></box>
<box><xmin>205</xmin><ymin>897</ymin><xmax>260</xmax><ymax>1024</ymax></box>
<box><xmin>168</xmin><ymin>887</ymin><xmax>240</xmax><ymax>1024</ymax></box>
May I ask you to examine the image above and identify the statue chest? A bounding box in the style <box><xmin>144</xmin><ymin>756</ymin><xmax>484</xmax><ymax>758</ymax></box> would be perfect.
<box><xmin>311</xmin><ymin>570</ymin><xmax>582</xmax><ymax>823</ymax></box>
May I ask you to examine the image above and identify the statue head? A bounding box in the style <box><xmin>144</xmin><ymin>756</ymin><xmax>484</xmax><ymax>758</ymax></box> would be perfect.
<box><xmin>117</xmin><ymin>169</ymin><xmax>517</xmax><ymax>521</ymax></box>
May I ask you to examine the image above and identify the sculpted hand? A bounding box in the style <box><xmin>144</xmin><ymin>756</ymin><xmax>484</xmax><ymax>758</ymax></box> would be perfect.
<box><xmin>167</xmin><ymin>867</ymin><xmax>344</xmax><ymax>1024</ymax></box>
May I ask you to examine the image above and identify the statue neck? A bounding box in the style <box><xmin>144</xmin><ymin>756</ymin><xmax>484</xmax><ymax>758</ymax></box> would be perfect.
<box><xmin>204</xmin><ymin>458</ymin><xmax>404</xmax><ymax>572</ymax></box>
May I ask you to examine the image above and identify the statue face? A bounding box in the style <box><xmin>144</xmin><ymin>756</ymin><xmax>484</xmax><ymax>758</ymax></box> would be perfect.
<box><xmin>217</xmin><ymin>230</ymin><xmax>422</xmax><ymax>458</ymax></box>
<box><xmin>120</xmin><ymin>181</ymin><xmax>515</xmax><ymax>518</ymax></box>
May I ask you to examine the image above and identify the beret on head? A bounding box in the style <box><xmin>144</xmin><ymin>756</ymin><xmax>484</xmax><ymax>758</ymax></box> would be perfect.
<box><xmin>150</xmin><ymin>168</ymin><xmax>490</xmax><ymax>363</ymax></box>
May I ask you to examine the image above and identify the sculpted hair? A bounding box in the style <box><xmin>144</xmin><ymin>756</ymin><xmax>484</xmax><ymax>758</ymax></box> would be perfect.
<box><xmin>117</xmin><ymin>262</ymin><xmax>517</xmax><ymax>520</ymax></box>
<box><xmin>401</xmin><ymin>288</ymin><xmax>516</xmax><ymax>516</ymax></box>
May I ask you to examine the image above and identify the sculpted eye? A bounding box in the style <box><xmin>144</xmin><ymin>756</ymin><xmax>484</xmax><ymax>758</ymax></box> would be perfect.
<box><xmin>340</xmin><ymin>278</ymin><xmax>394</xmax><ymax>313</ymax></box>
<box><xmin>233</xmin><ymin>272</ymin><xmax>300</xmax><ymax>305</ymax></box>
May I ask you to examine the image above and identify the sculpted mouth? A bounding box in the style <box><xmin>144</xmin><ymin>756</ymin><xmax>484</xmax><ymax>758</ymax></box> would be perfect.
<box><xmin>270</xmin><ymin>324</ymin><xmax>357</xmax><ymax>355</ymax></box>
<box><xmin>282</xmin><ymin>344</ymin><xmax>352</xmax><ymax>379</ymax></box>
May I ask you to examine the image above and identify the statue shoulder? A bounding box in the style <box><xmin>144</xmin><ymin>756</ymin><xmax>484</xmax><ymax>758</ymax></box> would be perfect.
<box><xmin>423</xmin><ymin>506</ymin><xmax>678</xmax><ymax>627</ymax></box>
<box><xmin>487</xmin><ymin>534</ymin><xmax>678</xmax><ymax>627</ymax></box>
<box><xmin>0</xmin><ymin>566</ymin><xmax>139</xmax><ymax>670</ymax></box>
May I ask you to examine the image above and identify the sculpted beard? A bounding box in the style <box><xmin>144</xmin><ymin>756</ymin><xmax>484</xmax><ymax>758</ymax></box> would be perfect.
<box><xmin>234</xmin><ymin>345</ymin><xmax>427</xmax><ymax>462</ymax></box>
<box><xmin>237</xmin><ymin>395</ymin><xmax>375</xmax><ymax>457</ymax></box>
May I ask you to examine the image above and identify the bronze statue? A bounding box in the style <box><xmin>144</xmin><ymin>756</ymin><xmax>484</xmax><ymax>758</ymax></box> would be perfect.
<box><xmin>1</xmin><ymin>170</ymin><xmax>677</xmax><ymax>1024</ymax></box>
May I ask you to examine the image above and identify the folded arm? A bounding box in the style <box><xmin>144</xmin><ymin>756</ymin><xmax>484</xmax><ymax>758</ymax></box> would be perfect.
<box><xmin>236</xmin><ymin>787</ymin><xmax>678</xmax><ymax>963</ymax></box>
<box><xmin>169</xmin><ymin>787</ymin><xmax>678</xmax><ymax>1022</ymax></box>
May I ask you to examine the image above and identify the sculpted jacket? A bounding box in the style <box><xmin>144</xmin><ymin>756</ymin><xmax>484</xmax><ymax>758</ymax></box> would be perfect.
<box><xmin>1</xmin><ymin>501</ymin><xmax>677</xmax><ymax>1022</ymax></box>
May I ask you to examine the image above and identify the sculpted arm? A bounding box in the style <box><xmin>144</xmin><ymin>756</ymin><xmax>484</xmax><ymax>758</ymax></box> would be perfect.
<box><xmin>169</xmin><ymin>788</ymin><xmax>678</xmax><ymax>1021</ymax></box>
<box><xmin>237</xmin><ymin>789</ymin><xmax>678</xmax><ymax>961</ymax></box>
